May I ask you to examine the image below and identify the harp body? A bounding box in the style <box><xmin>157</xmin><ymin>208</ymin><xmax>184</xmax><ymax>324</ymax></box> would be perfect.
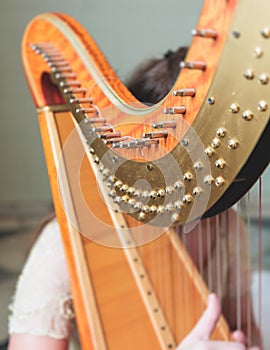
<box><xmin>21</xmin><ymin>0</ymin><xmax>269</xmax><ymax>349</ymax></box>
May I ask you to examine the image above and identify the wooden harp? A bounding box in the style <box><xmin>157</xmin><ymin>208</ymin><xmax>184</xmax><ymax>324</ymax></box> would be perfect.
<box><xmin>21</xmin><ymin>0</ymin><xmax>269</xmax><ymax>349</ymax></box>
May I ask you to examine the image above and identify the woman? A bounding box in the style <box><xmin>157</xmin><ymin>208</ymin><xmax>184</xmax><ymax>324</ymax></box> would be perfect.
<box><xmin>8</xmin><ymin>48</ymin><xmax>259</xmax><ymax>350</ymax></box>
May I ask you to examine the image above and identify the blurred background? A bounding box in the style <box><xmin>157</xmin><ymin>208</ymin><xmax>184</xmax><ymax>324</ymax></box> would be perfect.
<box><xmin>0</xmin><ymin>0</ymin><xmax>269</xmax><ymax>349</ymax></box>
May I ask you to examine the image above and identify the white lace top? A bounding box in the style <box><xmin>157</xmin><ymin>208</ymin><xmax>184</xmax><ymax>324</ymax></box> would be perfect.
<box><xmin>9</xmin><ymin>219</ymin><xmax>74</xmax><ymax>339</ymax></box>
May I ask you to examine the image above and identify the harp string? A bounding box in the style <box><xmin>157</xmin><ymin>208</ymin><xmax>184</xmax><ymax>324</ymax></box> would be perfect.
<box><xmin>258</xmin><ymin>176</ymin><xmax>263</xmax><ymax>349</ymax></box>
<box><xmin>246</xmin><ymin>190</ymin><xmax>252</xmax><ymax>348</ymax></box>
<box><xmin>236</xmin><ymin>201</ymin><xmax>242</xmax><ymax>332</ymax></box>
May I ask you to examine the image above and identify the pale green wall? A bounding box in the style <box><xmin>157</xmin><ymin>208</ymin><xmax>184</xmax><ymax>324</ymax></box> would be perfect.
<box><xmin>0</xmin><ymin>0</ymin><xmax>203</xmax><ymax>202</ymax></box>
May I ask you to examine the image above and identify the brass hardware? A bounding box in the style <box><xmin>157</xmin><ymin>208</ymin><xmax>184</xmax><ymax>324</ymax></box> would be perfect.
<box><xmin>183</xmin><ymin>194</ymin><xmax>193</xmax><ymax>204</ymax></box>
<box><xmin>258</xmin><ymin>100</ymin><xmax>268</xmax><ymax>111</ymax></box>
<box><xmin>192</xmin><ymin>187</ymin><xmax>203</xmax><ymax>196</ymax></box>
<box><xmin>171</xmin><ymin>213</ymin><xmax>180</xmax><ymax>223</ymax></box>
<box><xmin>258</xmin><ymin>73</ymin><xmax>269</xmax><ymax>84</ymax></box>
<box><xmin>216</xmin><ymin>128</ymin><xmax>226</xmax><ymax>137</ymax></box>
<box><xmin>243</xmin><ymin>69</ymin><xmax>254</xmax><ymax>80</ymax></box>
<box><xmin>149</xmin><ymin>190</ymin><xmax>158</xmax><ymax>199</ymax></box>
<box><xmin>204</xmin><ymin>147</ymin><xmax>215</xmax><ymax>157</ymax></box>
<box><xmin>261</xmin><ymin>27</ymin><xmax>270</xmax><ymax>38</ymax></box>
<box><xmin>191</xmin><ymin>28</ymin><xmax>218</xmax><ymax>39</ymax></box>
<box><xmin>152</xmin><ymin>120</ymin><xmax>176</xmax><ymax>129</ymax></box>
<box><xmin>165</xmin><ymin>203</ymin><xmax>174</xmax><ymax>212</ymax></box>
<box><xmin>253</xmin><ymin>47</ymin><xmax>263</xmax><ymax>58</ymax></box>
<box><xmin>180</xmin><ymin>61</ymin><xmax>206</xmax><ymax>71</ymax></box>
<box><xmin>193</xmin><ymin>161</ymin><xmax>203</xmax><ymax>170</ymax></box>
<box><xmin>36</xmin><ymin>104</ymin><xmax>69</xmax><ymax>114</ymax></box>
<box><xmin>114</xmin><ymin>180</ymin><xmax>123</xmax><ymax>189</ymax></box>
<box><xmin>215</xmin><ymin>159</ymin><xmax>226</xmax><ymax>169</ymax></box>
<box><xmin>211</xmin><ymin>138</ymin><xmax>221</xmax><ymax>148</ymax></box>
<box><xmin>183</xmin><ymin>172</ymin><xmax>193</xmax><ymax>182</ymax></box>
<box><xmin>138</xmin><ymin>212</ymin><xmax>146</xmax><ymax>221</ymax></box>
<box><xmin>242</xmin><ymin>109</ymin><xmax>253</xmax><ymax>121</ymax></box>
<box><xmin>163</xmin><ymin>106</ymin><xmax>186</xmax><ymax>114</ymax></box>
<box><xmin>157</xmin><ymin>189</ymin><xmax>166</xmax><ymax>198</ymax></box>
<box><xmin>173</xmin><ymin>88</ymin><xmax>196</xmax><ymax>97</ymax></box>
<box><xmin>230</xmin><ymin>103</ymin><xmax>240</xmax><ymax>113</ymax></box>
<box><xmin>121</xmin><ymin>195</ymin><xmax>129</xmax><ymax>203</ymax></box>
<box><xmin>228</xmin><ymin>138</ymin><xmax>240</xmax><ymax>149</ymax></box>
<box><xmin>207</xmin><ymin>97</ymin><xmax>215</xmax><ymax>105</ymax></box>
<box><xmin>215</xmin><ymin>176</ymin><xmax>225</xmax><ymax>187</ymax></box>
<box><xmin>165</xmin><ymin>186</ymin><xmax>174</xmax><ymax>195</ymax></box>
<box><xmin>174</xmin><ymin>181</ymin><xmax>183</xmax><ymax>190</ymax></box>
<box><xmin>143</xmin><ymin>131</ymin><xmax>168</xmax><ymax>139</ymax></box>
<box><xmin>174</xmin><ymin>201</ymin><xmax>183</xmax><ymax>210</ymax></box>
<box><xmin>120</xmin><ymin>184</ymin><xmax>129</xmax><ymax>192</ymax></box>
<box><xmin>126</xmin><ymin>187</ymin><xmax>135</xmax><ymax>196</ymax></box>
<box><xmin>149</xmin><ymin>205</ymin><xmax>157</xmax><ymax>213</ymax></box>
<box><xmin>181</xmin><ymin>138</ymin><xmax>189</xmax><ymax>146</ymax></box>
<box><xmin>204</xmin><ymin>175</ymin><xmax>214</xmax><ymax>185</ymax></box>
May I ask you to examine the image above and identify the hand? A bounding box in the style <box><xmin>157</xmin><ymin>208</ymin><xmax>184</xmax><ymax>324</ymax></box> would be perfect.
<box><xmin>177</xmin><ymin>294</ymin><xmax>260</xmax><ymax>350</ymax></box>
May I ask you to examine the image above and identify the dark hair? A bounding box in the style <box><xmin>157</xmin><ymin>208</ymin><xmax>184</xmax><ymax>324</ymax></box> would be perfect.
<box><xmin>126</xmin><ymin>46</ymin><xmax>188</xmax><ymax>105</ymax></box>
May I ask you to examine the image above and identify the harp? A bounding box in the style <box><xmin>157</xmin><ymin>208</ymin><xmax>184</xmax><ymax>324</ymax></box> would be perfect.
<box><xmin>21</xmin><ymin>0</ymin><xmax>269</xmax><ymax>349</ymax></box>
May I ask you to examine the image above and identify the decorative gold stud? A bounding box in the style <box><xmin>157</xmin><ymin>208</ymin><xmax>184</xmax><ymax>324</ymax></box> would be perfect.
<box><xmin>121</xmin><ymin>195</ymin><xmax>130</xmax><ymax>203</ymax></box>
<box><xmin>134</xmin><ymin>189</ymin><xmax>142</xmax><ymax>198</ymax></box>
<box><xmin>216</xmin><ymin>128</ymin><xmax>226</xmax><ymax>137</ymax></box>
<box><xmin>128</xmin><ymin>198</ymin><xmax>136</xmax><ymax>206</ymax></box>
<box><xmin>207</xmin><ymin>96</ymin><xmax>215</xmax><ymax>105</ymax></box>
<box><xmin>93</xmin><ymin>156</ymin><xmax>100</xmax><ymax>164</ymax></box>
<box><xmin>192</xmin><ymin>187</ymin><xmax>203</xmax><ymax>196</ymax></box>
<box><xmin>138</xmin><ymin>212</ymin><xmax>146</xmax><ymax>221</ymax></box>
<box><xmin>157</xmin><ymin>189</ymin><xmax>166</xmax><ymax>198</ymax></box>
<box><xmin>174</xmin><ymin>181</ymin><xmax>183</xmax><ymax>189</ymax></box>
<box><xmin>215</xmin><ymin>159</ymin><xmax>226</xmax><ymax>169</ymax></box>
<box><xmin>204</xmin><ymin>147</ymin><xmax>215</xmax><ymax>157</ymax></box>
<box><xmin>242</xmin><ymin>109</ymin><xmax>253</xmax><ymax>121</ymax></box>
<box><xmin>183</xmin><ymin>194</ymin><xmax>193</xmax><ymax>204</ymax></box>
<box><xmin>142</xmin><ymin>191</ymin><xmax>150</xmax><ymax>199</ymax></box>
<box><xmin>109</xmin><ymin>175</ymin><xmax>117</xmax><ymax>183</ymax></box>
<box><xmin>259</xmin><ymin>73</ymin><xmax>269</xmax><ymax>85</ymax></box>
<box><xmin>171</xmin><ymin>213</ymin><xmax>180</xmax><ymax>223</ymax></box>
<box><xmin>215</xmin><ymin>176</ymin><xmax>225</xmax><ymax>187</ymax></box>
<box><xmin>114</xmin><ymin>180</ymin><xmax>123</xmax><ymax>189</ymax></box>
<box><xmin>261</xmin><ymin>27</ymin><xmax>270</xmax><ymax>38</ymax></box>
<box><xmin>102</xmin><ymin>168</ymin><xmax>110</xmax><ymax>178</ymax></box>
<box><xmin>165</xmin><ymin>203</ymin><xmax>174</xmax><ymax>211</ymax></box>
<box><xmin>134</xmin><ymin>202</ymin><xmax>143</xmax><ymax>210</ymax></box>
<box><xmin>120</xmin><ymin>184</ymin><xmax>129</xmax><ymax>192</ymax></box>
<box><xmin>149</xmin><ymin>205</ymin><xmax>157</xmax><ymax>213</ymax></box>
<box><xmin>211</xmin><ymin>138</ymin><xmax>221</xmax><ymax>149</ymax></box>
<box><xmin>174</xmin><ymin>201</ymin><xmax>183</xmax><ymax>210</ymax></box>
<box><xmin>230</xmin><ymin>103</ymin><xmax>240</xmax><ymax>113</ymax></box>
<box><xmin>149</xmin><ymin>190</ymin><xmax>158</xmax><ymax>199</ymax></box>
<box><xmin>243</xmin><ymin>69</ymin><xmax>254</xmax><ymax>80</ymax></box>
<box><xmin>258</xmin><ymin>100</ymin><xmax>268</xmax><ymax>111</ymax></box>
<box><xmin>193</xmin><ymin>161</ymin><xmax>203</xmax><ymax>170</ymax></box>
<box><xmin>142</xmin><ymin>205</ymin><xmax>150</xmax><ymax>213</ymax></box>
<box><xmin>157</xmin><ymin>205</ymin><xmax>165</xmax><ymax>214</ymax></box>
<box><xmin>183</xmin><ymin>172</ymin><xmax>193</xmax><ymax>182</ymax></box>
<box><xmin>165</xmin><ymin>186</ymin><xmax>174</xmax><ymax>195</ymax></box>
<box><xmin>253</xmin><ymin>47</ymin><xmax>263</xmax><ymax>58</ymax></box>
<box><xmin>228</xmin><ymin>138</ymin><xmax>240</xmax><ymax>149</ymax></box>
<box><xmin>108</xmin><ymin>190</ymin><xmax>117</xmax><ymax>198</ymax></box>
<box><xmin>127</xmin><ymin>187</ymin><xmax>135</xmax><ymax>196</ymax></box>
<box><xmin>204</xmin><ymin>175</ymin><xmax>214</xmax><ymax>185</ymax></box>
